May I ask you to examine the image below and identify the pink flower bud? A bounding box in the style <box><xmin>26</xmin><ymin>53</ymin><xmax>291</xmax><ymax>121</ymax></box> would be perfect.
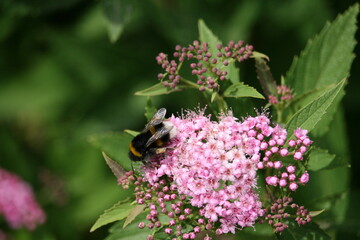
<box><xmin>266</xmin><ymin>176</ymin><xmax>278</xmax><ymax>186</ymax></box>
<box><xmin>299</xmin><ymin>146</ymin><xmax>307</xmax><ymax>153</ymax></box>
<box><xmin>279</xmin><ymin>179</ymin><xmax>287</xmax><ymax>187</ymax></box>
<box><xmin>303</xmin><ymin>138</ymin><xmax>312</xmax><ymax>146</ymax></box>
<box><xmin>277</xmin><ymin>139</ymin><xmax>285</xmax><ymax>146</ymax></box>
<box><xmin>260</xmin><ymin>142</ymin><xmax>268</xmax><ymax>150</ymax></box>
<box><xmin>294</xmin><ymin>151</ymin><xmax>303</xmax><ymax>160</ymax></box>
<box><xmin>281</xmin><ymin>172</ymin><xmax>288</xmax><ymax>178</ymax></box>
<box><xmin>269</xmin><ymin>139</ymin><xmax>276</xmax><ymax>146</ymax></box>
<box><xmin>299</xmin><ymin>171</ymin><xmax>309</xmax><ymax>184</ymax></box>
<box><xmin>280</xmin><ymin>148</ymin><xmax>288</xmax><ymax>157</ymax></box>
<box><xmin>271</xmin><ymin>147</ymin><xmax>279</xmax><ymax>153</ymax></box>
<box><xmin>267</xmin><ymin>161</ymin><xmax>274</xmax><ymax>168</ymax></box>
<box><xmin>289</xmin><ymin>182</ymin><xmax>298</xmax><ymax>191</ymax></box>
<box><xmin>286</xmin><ymin>165</ymin><xmax>296</xmax><ymax>173</ymax></box>
<box><xmin>257</xmin><ymin>162</ymin><xmax>264</xmax><ymax>169</ymax></box>
<box><xmin>265</xmin><ymin>151</ymin><xmax>272</xmax><ymax>157</ymax></box>
<box><xmin>252</xmin><ymin>154</ymin><xmax>260</xmax><ymax>161</ymax></box>
<box><xmin>274</xmin><ymin>161</ymin><xmax>282</xmax><ymax>169</ymax></box>
<box><xmin>138</xmin><ymin>222</ymin><xmax>145</xmax><ymax>229</ymax></box>
<box><xmin>289</xmin><ymin>174</ymin><xmax>296</xmax><ymax>181</ymax></box>
<box><xmin>289</xmin><ymin>139</ymin><xmax>296</xmax><ymax>147</ymax></box>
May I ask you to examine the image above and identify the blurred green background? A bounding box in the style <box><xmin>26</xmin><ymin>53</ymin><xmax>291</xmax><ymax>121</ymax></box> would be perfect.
<box><xmin>0</xmin><ymin>0</ymin><xmax>359</xmax><ymax>239</ymax></box>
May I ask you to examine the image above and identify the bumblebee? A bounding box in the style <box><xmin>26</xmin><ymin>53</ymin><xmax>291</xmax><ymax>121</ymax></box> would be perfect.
<box><xmin>128</xmin><ymin>108</ymin><xmax>174</xmax><ymax>162</ymax></box>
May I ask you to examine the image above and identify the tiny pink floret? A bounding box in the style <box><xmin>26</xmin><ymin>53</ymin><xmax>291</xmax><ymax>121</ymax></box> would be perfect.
<box><xmin>299</xmin><ymin>171</ymin><xmax>310</xmax><ymax>184</ymax></box>
<box><xmin>289</xmin><ymin>182</ymin><xmax>298</xmax><ymax>191</ymax></box>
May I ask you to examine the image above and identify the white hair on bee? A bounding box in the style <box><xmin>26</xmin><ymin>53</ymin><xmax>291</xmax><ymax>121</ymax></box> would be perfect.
<box><xmin>163</xmin><ymin>120</ymin><xmax>177</xmax><ymax>139</ymax></box>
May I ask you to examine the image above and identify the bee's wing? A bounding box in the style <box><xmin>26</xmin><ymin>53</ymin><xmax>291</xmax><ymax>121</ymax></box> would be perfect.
<box><xmin>145</xmin><ymin>126</ymin><xmax>173</xmax><ymax>148</ymax></box>
<box><xmin>142</xmin><ymin>108</ymin><xmax>167</xmax><ymax>132</ymax></box>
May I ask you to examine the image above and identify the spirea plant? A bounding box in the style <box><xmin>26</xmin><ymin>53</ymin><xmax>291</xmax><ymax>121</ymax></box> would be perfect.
<box><xmin>89</xmin><ymin>4</ymin><xmax>358</xmax><ymax>240</ymax></box>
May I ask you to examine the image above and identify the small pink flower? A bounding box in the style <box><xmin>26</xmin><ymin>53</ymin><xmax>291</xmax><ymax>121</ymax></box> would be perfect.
<box><xmin>280</xmin><ymin>148</ymin><xmax>288</xmax><ymax>157</ymax></box>
<box><xmin>257</xmin><ymin>162</ymin><xmax>264</xmax><ymax>169</ymax></box>
<box><xmin>266</xmin><ymin>176</ymin><xmax>279</xmax><ymax>186</ymax></box>
<box><xmin>281</xmin><ymin>172</ymin><xmax>288</xmax><ymax>178</ymax></box>
<box><xmin>279</xmin><ymin>179</ymin><xmax>287</xmax><ymax>187</ymax></box>
<box><xmin>274</xmin><ymin>161</ymin><xmax>282</xmax><ymax>169</ymax></box>
<box><xmin>303</xmin><ymin>138</ymin><xmax>312</xmax><ymax>146</ymax></box>
<box><xmin>288</xmin><ymin>140</ymin><xmax>296</xmax><ymax>147</ymax></box>
<box><xmin>289</xmin><ymin>182</ymin><xmax>298</xmax><ymax>191</ymax></box>
<box><xmin>294</xmin><ymin>152</ymin><xmax>303</xmax><ymax>160</ymax></box>
<box><xmin>289</xmin><ymin>174</ymin><xmax>296</xmax><ymax>181</ymax></box>
<box><xmin>286</xmin><ymin>165</ymin><xmax>296</xmax><ymax>173</ymax></box>
<box><xmin>299</xmin><ymin>171</ymin><xmax>310</xmax><ymax>184</ymax></box>
<box><xmin>294</xmin><ymin>128</ymin><xmax>308</xmax><ymax>140</ymax></box>
<box><xmin>165</xmin><ymin>228</ymin><xmax>172</xmax><ymax>234</ymax></box>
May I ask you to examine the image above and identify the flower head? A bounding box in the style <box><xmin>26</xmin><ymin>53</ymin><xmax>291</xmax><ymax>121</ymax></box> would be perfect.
<box><xmin>0</xmin><ymin>168</ymin><xmax>46</xmax><ymax>230</ymax></box>
<box><xmin>157</xmin><ymin>40</ymin><xmax>253</xmax><ymax>90</ymax></box>
<box><xmin>119</xmin><ymin>108</ymin><xmax>313</xmax><ymax>237</ymax></box>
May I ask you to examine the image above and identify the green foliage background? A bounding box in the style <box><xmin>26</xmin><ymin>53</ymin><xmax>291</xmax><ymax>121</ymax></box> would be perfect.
<box><xmin>0</xmin><ymin>0</ymin><xmax>359</xmax><ymax>239</ymax></box>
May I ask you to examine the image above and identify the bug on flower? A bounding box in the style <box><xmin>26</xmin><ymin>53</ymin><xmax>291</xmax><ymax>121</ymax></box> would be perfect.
<box><xmin>128</xmin><ymin>108</ymin><xmax>175</xmax><ymax>163</ymax></box>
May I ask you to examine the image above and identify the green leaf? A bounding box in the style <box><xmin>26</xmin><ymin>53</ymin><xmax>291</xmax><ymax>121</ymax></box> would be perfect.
<box><xmin>106</xmin><ymin>213</ymin><xmax>150</xmax><ymax>240</ymax></box>
<box><xmin>211</xmin><ymin>92</ymin><xmax>217</xmax><ymax>103</ymax></box>
<box><xmin>103</xmin><ymin>152</ymin><xmax>126</xmax><ymax>179</ymax></box>
<box><xmin>223</xmin><ymin>0</ymin><xmax>261</xmax><ymax>42</ymax></box>
<box><xmin>284</xmin><ymin>4</ymin><xmax>357</xmax><ymax>137</ymax></box>
<box><xmin>308</xmin><ymin>148</ymin><xmax>336</xmax><ymax>171</ymax></box>
<box><xmin>134</xmin><ymin>83</ymin><xmax>181</xmax><ymax>96</ymax></box>
<box><xmin>288</xmin><ymin>85</ymin><xmax>345</xmax><ymax>137</ymax></box>
<box><xmin>285</xmin><ymin>4</ymin><xmax>358</xmax><ymax>94</ymax></box>
<box><xmin>88</xmin><ymin>132</ymin><xmax>132</xmax><ymax>170</ymax></box>
<box><xmin>123</xmin><ymin>205</ymin><xmax>147</xmax><ymax>228</ymax></box>
<box><xmin>90</xmin><ymin>200</ymin><xmax>133</xmax><ymax>232</ymax></box>
<box><xmin>276</xmin><ymin>219</ymin><xmax>330</xmax><ymax>240</ymax></box>
<box><xmin>254</xmin><ymin>57</ymin><xmax>277</xmax><ymax>97</ymax></box>
<box><xmin>252</xmin><ymin>51</ymin><xmax>270</xmax><ymax>61</ymax></box>
<box><xmin>286</xmin><ymin>79</ymin><xmax>346</xmax><ymax>141</ymax></box>
<box><xmin>288</xmin><ymin>86</ymin><xmax>332</xmax><ymax>113</ymax></box>
<box><xmin>227</xmin><ymin>63</ymin><xmax>240</xmax><ymax>84</ymax></box>
<box><xmin>311</xmin><ymin>86</ymin><xmax>345</xmax><ymax>137</ymax></box>
<box><xmin>198</xmin><ymin>19</ymin><xmax>239</xmax><ymax>83</ymax></box>
<box><xmin>317</xmin><ymin>106</ymin><xmax>350</xmax><ymax>169</ymax></box>
<box><xmin>224</xmin><ymin>82</ymin><xmax>265</xmax><ymax>99</ymax></box>
<box><xmin>144</xmin><ymin>98</ymin><xmax>156</xmax><ymax>121</ymax></box>
<box><xmin>310</xmin><ymin>209</ymin><xmax>325</xmax><ymax>218</ymax></box>
<box><xmin>198</xmin><ymin>19</ymin><xmax>221</xmax><ymax>59</ymax></box>
<box><xmin>124</xmin><ymin>129</ymin><xmax>139</xmax><ymax>137</ymax></box>
<box><xmin>102</xmin><ymin>0</ymin><xmax>135</xmax><ymax>43</ymax></box>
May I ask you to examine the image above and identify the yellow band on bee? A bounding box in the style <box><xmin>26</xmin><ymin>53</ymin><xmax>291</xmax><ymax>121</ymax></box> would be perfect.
<box><xmin>156</xmin><ymin>139</ymin><xmax>164</xmax><ymax>146</ymax></box>
<box><xmin>129</xmin><ymin>142</ymin><xmax>142</xmax><ymax>157</ymax></box>
<box><xmin>150</xmin><ymin>126</ymin><xmax>156</xmax><ymax>134</ymax></box>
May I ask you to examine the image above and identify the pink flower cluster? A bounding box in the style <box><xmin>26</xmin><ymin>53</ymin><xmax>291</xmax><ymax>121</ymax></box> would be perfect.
<box><xmin>119</xmin><ymin>109</ymin><xmax>314</xmax><ymax>237</ymax></box>
<box><xmin>268</xmin><ymin>85</ymin><xmax>294</xmax><ymax>104</ymax></box>
<box><xmin>156</xmin><ymin>40</ymin><xmax>253</xmax><ymax>90</ymax></box>
<box><xmin>144</xmin><ymin>110</ymin><xmax>271</xmax><ymax>234</ymax></box>
<box><xmin>119</xmin><ymin>172</ymin><xmax>205</xmax><ymax>239</ymax></box>
<box><xmin>261</xmin><ymin>127</ymin><xmax>312</xmax><ymax>191</ymax></box>
<box><xmin>0</xmin><ymin>168</ymin><xmax>46</xmax><ymax>230</ymax></box>
<box><xmin>264</xmin><ymin>197</ymin><xmax>311</xmax><ymax>232</ymax></box>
